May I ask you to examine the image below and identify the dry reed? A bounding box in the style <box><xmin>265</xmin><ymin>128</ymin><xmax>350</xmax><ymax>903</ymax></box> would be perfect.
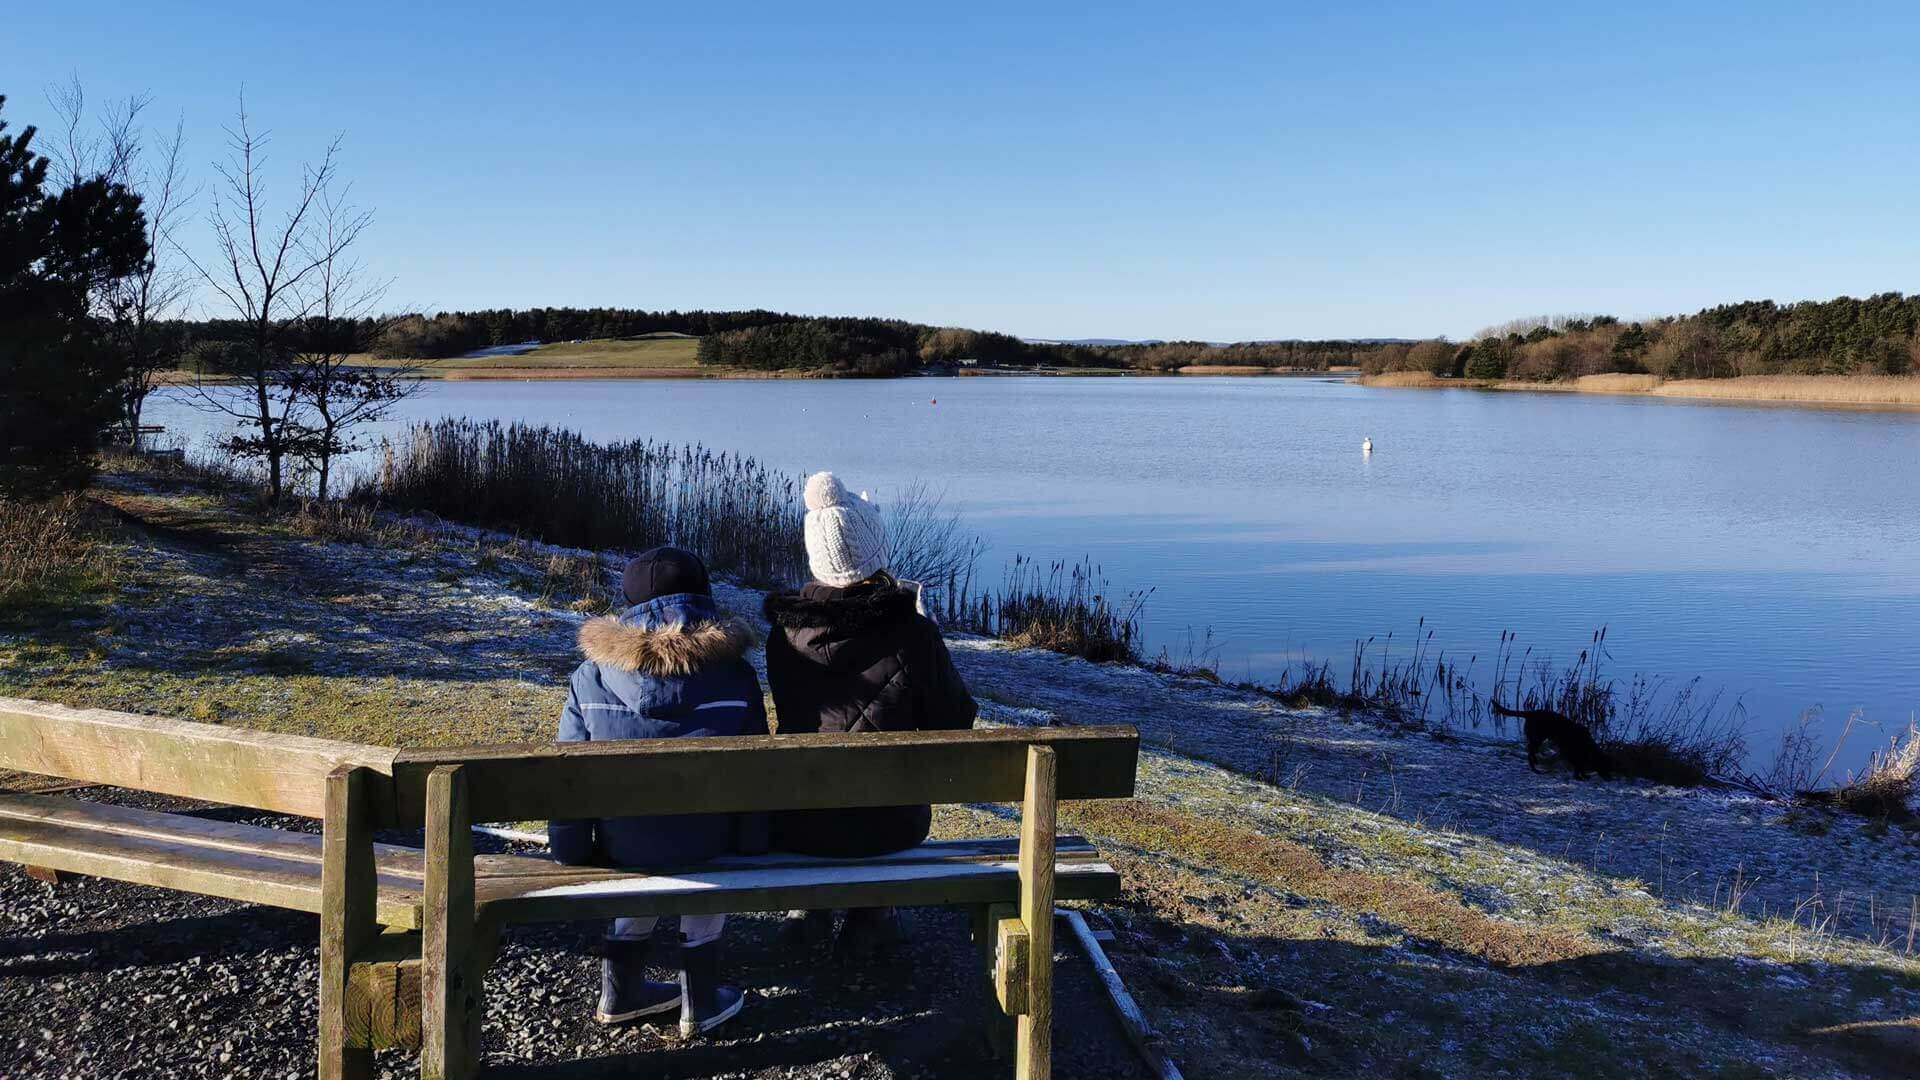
<box><xmin>0</xmin><ymin>495</ymin><xmax>114</xmax><ymax>611</ymax></box>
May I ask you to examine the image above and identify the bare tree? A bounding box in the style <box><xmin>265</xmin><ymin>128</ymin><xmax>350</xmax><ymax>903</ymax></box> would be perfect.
<box><xmin>285</xmin><ymin>186</ymin><xmax>419</xmax><ymax>500</ymax></box>
<box><xmin>45</xmin><ymin>79</ymin><xmax>196</xmax><ymax>448</ymax></box>
<box><xmin>181</xmin><ymin>96</ymin><xmax>360</xmax><ymax>504</ymax></box>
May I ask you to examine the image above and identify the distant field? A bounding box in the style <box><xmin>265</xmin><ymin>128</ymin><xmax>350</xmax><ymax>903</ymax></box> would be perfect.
<box><xmin>444</xmin><ymin>335</ymin><xmax>702</xmax><ymax>375</ymax></box>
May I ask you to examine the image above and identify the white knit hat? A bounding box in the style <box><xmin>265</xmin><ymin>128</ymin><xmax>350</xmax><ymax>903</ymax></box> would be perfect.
<box><xmin>803</xmin><ymin>472</ymin><xmax>888</xmax><ymax>588</ymax></box>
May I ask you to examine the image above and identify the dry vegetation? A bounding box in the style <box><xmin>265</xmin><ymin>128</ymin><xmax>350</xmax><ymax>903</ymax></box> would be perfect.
<box><xmin>1648</xmin><ymin>374</ymin><xmax>1920</xmax><ymax>406</ymax></box>
<box><xmin>3</xmin><ymin>469</ymin><xmax>1917</xmax><ymax>1076</ymax></box>
<box><xmin>0</xmin><ymin>494</ymin><xmax>115</xmax><ymax>615</ymax></box>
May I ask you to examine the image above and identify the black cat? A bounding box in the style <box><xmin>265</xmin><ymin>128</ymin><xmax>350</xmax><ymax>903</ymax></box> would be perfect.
<box><xmin>1491</xmin><ymin>701</ymin><xmax>1615</xmax><ymax>780</ymax></box>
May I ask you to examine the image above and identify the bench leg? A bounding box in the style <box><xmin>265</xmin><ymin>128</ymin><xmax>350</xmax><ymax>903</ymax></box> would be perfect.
<box><xmin>972</xmin><ymin>902</ymin><xmax>1017</xmax><ymax>1060</ymax></box>
<box><xmin>422</xmin><ymin>765</ymin><xmax>481</xmax><ymax>1080</ymax></box>
<box><xmin>321</xmin><ymin>766</ymin><xmax>378</xmax><ymax>1080</ymax></box>
<box><xmin>1016</xmin><ymin>746</ymin><xmax>1058</xmax><ymax>1080</ymax></box>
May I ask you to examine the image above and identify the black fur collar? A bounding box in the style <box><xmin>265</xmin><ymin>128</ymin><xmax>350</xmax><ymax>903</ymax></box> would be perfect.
<box><xmin>764</xmin><ymin>583</ymin><xmax>917</xmax><ymax>632</ymax></box>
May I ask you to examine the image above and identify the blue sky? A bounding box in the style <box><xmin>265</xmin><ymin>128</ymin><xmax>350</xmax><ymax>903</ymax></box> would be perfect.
<box><xmin>13</xmin><ymin>2</ymin><xmax>1920</xmax><ymax>340</ymax></box>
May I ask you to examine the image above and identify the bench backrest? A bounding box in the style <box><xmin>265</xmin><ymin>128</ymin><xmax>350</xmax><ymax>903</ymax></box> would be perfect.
<box><xmin>0</xmin><ymin>697</ymin><xmax>1140</xmax><ymax>829</ymax></box>
<box><xmin>0</xmin><ymin>697</ymin><xmax>399</xmax><ymax>819</ymax></box>
<box><xmin>389</xmin><ymin>726</ymin><xmax>1139</xmax><ymax>827</ymax></box>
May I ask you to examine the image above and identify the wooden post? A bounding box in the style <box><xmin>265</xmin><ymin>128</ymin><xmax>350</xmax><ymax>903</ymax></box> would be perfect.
<box><xmin>320</xmin><ymin>766</ymin><xmax>377</xmax><ymax>1080</ymax></box>
<box><xmin>422</xmin><ymin>765</ymin><xmax>480</xmax><ymax>1080</ymax></box>
<box><xmin>1016</xmin><ymin>745</ymin><xmax>1057</xmax><ymax>1080</ymax></box>
<box><xmin>972</xmin><ymin>902</ymin><xmax>1017</xmax><ymax>1060</ymax></box>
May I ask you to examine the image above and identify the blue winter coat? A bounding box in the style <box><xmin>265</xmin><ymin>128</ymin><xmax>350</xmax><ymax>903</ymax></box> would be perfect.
<box><xmin>548</xmin><ymin>592</ymin><xmax>768</xmax><ymax>869</ymax></box>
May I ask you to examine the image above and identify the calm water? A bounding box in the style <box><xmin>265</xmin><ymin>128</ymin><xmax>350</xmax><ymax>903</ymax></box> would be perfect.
<box><xmin>148</xmin><ymin>377</ymin><xmax>1920</xmax><ymax>768</ymax></box>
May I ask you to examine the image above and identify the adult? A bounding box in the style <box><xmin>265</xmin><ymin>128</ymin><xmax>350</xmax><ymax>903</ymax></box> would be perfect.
<box><xmin>763</xmin><ymin>472</ymin><xmax>978</xmax><ymax>955</ymax></box>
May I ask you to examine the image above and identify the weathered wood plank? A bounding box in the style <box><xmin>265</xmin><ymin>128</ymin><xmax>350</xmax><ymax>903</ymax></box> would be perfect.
<box><xmin>345</xmin><ymin>930</ymin><xmax>424</xmax><ymax>1053</ymax></box>
<box><xmin>974</xmin><ymin>901</ymin><xmax>1017</xmax><ymax>1060</ymax></box>
<box><xmin>478</xmin><ymin>855</ymin><xmax>1120</xmax><ymax>922</ymax></box>
<box><xmin>321</xmin><ymin>766</ymin><xmax>377</xmax><ymax>1080</ymax></box>
<box><xmin>0</xmin><ymin>794</ymin><xmax>425</xmax><ymax>876</ymax></box>
<box><xmin>0</xmin><ymin>794</ymin><xmax>424</xmax><ymax>927</ymax></box>
<box><xmin>474</xmin><ymin>836</ymin><xmax>1108</xmax><ymax>883</ymax></box>
<box><xmin>0</xmin><ymin>697</ymin><xmax>401</xmax><ymax>821</ymax></box>
<box><xmin>0</xmin><ymin>814</ymin><xmax>423</xmax><ymax>926</ymax></box>
<box><xmin>1017</xmin><ymin>745</ymin><xmax>1058</xmax><ymax>1080</ymax></box>
<box><xmin>995</xmin><ymin>916</ymin><xmax>1031</xmax><ymax>1016</ymax></box>
<box><xmin>422</xmin><ymin>766</ymin><xmax>480</xmax><ymax>1080</ymax></box>
<box><xmin>393</xmin><ymin>727</ymin><xmax>1137</xmax><ymax>825</ymax></box>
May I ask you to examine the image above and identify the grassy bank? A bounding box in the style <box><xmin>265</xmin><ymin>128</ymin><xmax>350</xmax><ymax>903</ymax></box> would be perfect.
<box><xmin>1361</xmin><ymin>370</ymin><xmax>1920</xmax><ymax>408</ymax></box>
<box><xmin>3</xmin><ymin>466</ymin><xmax>1918</xmax><ymax>1076</ymax></box>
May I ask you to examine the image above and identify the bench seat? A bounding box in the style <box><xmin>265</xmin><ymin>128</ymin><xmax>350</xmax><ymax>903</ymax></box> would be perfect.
<box><xmin>476</xmin><ymin>836</ymin><xmax>1121</xmax><ymax>921</ymax></box>
<box><xmin>0</xmin><ymin>793</ymin><xmax>430</xmax><ymax>928</ymax></box>
<box><xmin>0</xmin><ymin>793</ymin><xmax>1118</xmax><ymax>930</ymax></box>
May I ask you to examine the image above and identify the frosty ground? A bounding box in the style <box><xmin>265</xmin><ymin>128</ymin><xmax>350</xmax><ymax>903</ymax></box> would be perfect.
<box><xmin>2</xmin><ymin>467</ymin><xmax>1917</xmax><ymax>1077</ymax></box>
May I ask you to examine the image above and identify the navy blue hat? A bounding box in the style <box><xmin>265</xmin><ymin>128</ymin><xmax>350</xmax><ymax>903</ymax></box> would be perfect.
<box><xmin>621</xmin><ymin>546</ymin><xmax>712</xmax><ymax>606</ymax></box>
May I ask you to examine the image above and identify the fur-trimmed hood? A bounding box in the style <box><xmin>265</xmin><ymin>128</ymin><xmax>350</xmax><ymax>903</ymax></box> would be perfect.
<box><xmin>578</xmin><ymin>594</ymin><xmax>756</xmax><ymax>677</ymax></box>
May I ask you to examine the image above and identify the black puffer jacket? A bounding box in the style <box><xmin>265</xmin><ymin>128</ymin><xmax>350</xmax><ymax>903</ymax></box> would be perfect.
<box><xmin>763</xmin><ymin>579</ymin><xmax>978</xmax><ymax>856</ymax></box>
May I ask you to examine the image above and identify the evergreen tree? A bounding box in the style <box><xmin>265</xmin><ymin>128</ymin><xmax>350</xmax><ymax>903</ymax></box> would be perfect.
<box><xmin>0</xmin><ymin>95</ymin><xmax>150</xmax><ymax>499</ymax></box>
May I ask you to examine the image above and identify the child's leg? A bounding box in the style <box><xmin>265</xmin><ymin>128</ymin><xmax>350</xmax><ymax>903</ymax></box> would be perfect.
<box><xmin>676</xmin><ymin>913</ymin><xmax>726</xmax><ymax>947</ymax></box>
<box><xmin>675</xmin><ymin>914</ymin><xmax>744</xmax><ymax>1034</ymax></box>
<box><xmin>596</xmin><ymin>917</ymin><xmax>679</xmax><ymax>1024</ymax></box>
<box><xmin>609</xmin><ymin>916</ymin><xmax>660</xmax><ymax>942</ymax></box>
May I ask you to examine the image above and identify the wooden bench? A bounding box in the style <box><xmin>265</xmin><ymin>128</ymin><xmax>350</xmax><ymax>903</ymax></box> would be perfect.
<box><xmin>0</xmin><ymin>697</ymin><xmax>1139</xmax><ymax>1080</ymax></box>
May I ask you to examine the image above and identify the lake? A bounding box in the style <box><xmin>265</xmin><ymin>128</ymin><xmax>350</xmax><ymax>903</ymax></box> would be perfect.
<box><xmin>146</xmin><ymin>376</ymin><xmax>1920</xmax><ymax>771</ymax></box>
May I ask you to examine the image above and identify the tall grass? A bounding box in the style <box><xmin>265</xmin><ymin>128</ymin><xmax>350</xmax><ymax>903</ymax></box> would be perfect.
<box><xmin>1649</xmin><ymin>375</ymin><xmax>1920</xmax><ymax>406</ymax></box>
<box><xmin>0</xmin><ymin>494</ymin><xmax>115</xmax><ymax>614</ymax></box>
<box><xmin>1198</xmin><ymin>622</ymin><xmax>1748</xmax><ymax>788</ymax></box>
<box><xmin>1778</xmin><ymin>711</ymin><xmax>1920</xmax><ymax>821</ymax></box>
<box><xmin>939</xmin><ymin>556</ymin><xmax>1149</xmax><ymax>664</ymax></box>
<box><xmin>354</xmin><ymin>419</ymin><xmax>807</xmax><ymax>586</ymax></box>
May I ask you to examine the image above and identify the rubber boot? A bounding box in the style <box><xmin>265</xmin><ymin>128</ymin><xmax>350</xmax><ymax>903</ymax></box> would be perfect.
<box><xmin>677</xmin><ymin>940</ymin><xmax>746</xmax><ymax>1037</ymax></box>
<box><xmin>595</xmin><ymin>938</ymin><xmax>681</xmax><ymax>1024</ymax></box>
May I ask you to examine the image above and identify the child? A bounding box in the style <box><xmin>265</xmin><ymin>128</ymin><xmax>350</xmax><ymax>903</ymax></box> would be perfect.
<box><xmin>762</xmin><ymin>473</ymin><xmax>978</xmax><ymax>956</ymax></box>
<box><xmin>549</xmin><ymin>546</ymin><xmax>765</xmax><ymax>1035</ymax></box>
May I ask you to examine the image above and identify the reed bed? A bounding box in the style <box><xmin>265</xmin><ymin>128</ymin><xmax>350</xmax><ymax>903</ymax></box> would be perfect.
<box><xmin>1571</xmin><ymin>372</ymin><xmax>1663</xmax><ymax>392</ymax></box>
<box><xmin>1192</xmin><ymin>622</ymin><xmax>1749</xmax><ymax>788</ymax></box>
<box><xmin>354</xmin><ymin>420</ymin><xmax>806</xmax><ymax>586</ymax></box>
<box><xmin>1648</xmin><ymin>375</ymin><xmax>1920</xmax><ymax>406</ymax></box>
<box><xmin>1357</xmin><ymin>370</ymin><xmax>1443</xmax><ymax>387</ymax></box>
<box><xmin>940</xmin><ymin>556</ymin><xmax>1148</xmax><ymax>664</ymax></box>
<box><xmin>1831</xmin><ymin>722</ymin><xmax>1920</xmax><ymax>819</ymax></box>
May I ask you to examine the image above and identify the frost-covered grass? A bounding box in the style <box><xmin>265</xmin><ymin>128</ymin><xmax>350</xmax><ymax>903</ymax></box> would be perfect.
<box><xmin>4</xmin><ymin>468</ymin><xmax>1918</xmax><ymax>1077</ymax></box>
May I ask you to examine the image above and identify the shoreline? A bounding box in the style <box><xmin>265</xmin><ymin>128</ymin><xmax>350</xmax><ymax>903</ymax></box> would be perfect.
<box><xmin>1359</xmin><ymin>371</ymin><xmax>1920</xmax><ymax>411</ymax></box>
<box><xmin>4</xmin><ymin>467</ymin><xmax>1917</xmax><ymax>1076</ymax></box>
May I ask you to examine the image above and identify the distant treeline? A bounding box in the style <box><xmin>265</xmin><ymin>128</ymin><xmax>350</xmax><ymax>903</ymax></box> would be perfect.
<box><xmin>697</xmin><ymin>318</ymin><xmax>1393</xmax><ymax>376</ymax></box>
<box><xmin>1365</xmin><ymin>293</ymin><xmax>1920</xmax><ymax>381</ymax></box>
<box><xmin>371</xmin><ymin>308</ymin><xmax>808</xmax><ymax>359</ymax></box>
<box><xmin>161</xmin><ymin>292</ymin><xmax>1920</xmax><ymax>381</ymax></box>
<box><xmin>156</xmin><ymin>308</ymin><xmax>813</xmax><ymax>368</ymax></box>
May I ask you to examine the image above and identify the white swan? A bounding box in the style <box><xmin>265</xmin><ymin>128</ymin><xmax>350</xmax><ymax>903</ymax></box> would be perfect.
<box><xmin>1362</xmin><ymin>436</ymin><xmax>1374</xmax><ymax>454</ymax></box>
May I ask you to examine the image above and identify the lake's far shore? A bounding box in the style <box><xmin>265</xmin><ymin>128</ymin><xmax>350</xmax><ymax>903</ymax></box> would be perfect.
<box><xmin>1361</xmin><ymin>370</ymin><xmax>1920</xmax><ymax>409</ymax></box>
